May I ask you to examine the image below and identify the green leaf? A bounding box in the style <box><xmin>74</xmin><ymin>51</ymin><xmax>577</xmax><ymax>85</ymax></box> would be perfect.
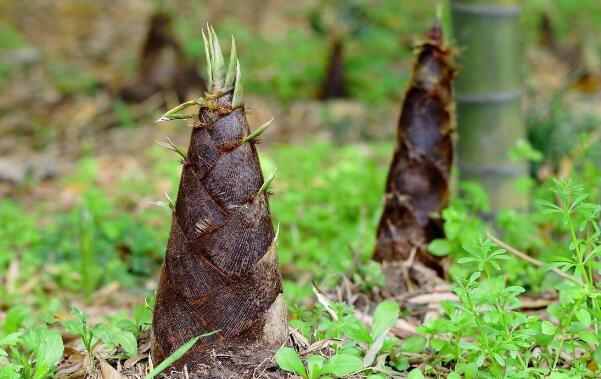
<box><xmin>476</xmin><ymin>354</ymin><xmax>486</xmax><ymax>367</ymax></box>
<box><xmin>578</xmin><ymin>331</ymin><xmax>599</xmax><ymax>346</ymax></box>
<box><xmin>407</xmin><ymin>368</ymin><xmax>425</xmax><ymax>379</ymax></box>
<box><xmin>275</xmin><ymin>347</ymin><xmax>307</xmax><ymax>378</ymax></box>
<box><xmin>401</xmin><ymin>336</ymin><xmax>426</xmax><ymax>353</ymax></box>
<box><xmin>458</xmin><ymin>342</ymin><xmax>479</xmax><ymax>350</ymax></box>
<box><xmin>347</xmin><ymin>322</ymin><xmax>371</xmax><ymax>343</ymax></box>
<box><xmin>3</xmin><ymin>305</ymin><xmax>31</xmax><ymax>333</ymax></box>
<box><xmin>428</xmin><ymin>239</ymin><xmax>451</xmax><ymax>257</ymax></box>
<box><xmin>492</xmin><ymin>352</ymin><xmax>505</xmax><ymax>367</ymax></box>
<box><xmin>541</xmin><ymin>321</ymin><xmax>557</xmax><ymax>335</ymax></box>
<box><xmin>469</xmin><ymin>272</ymin><xmax>481</xmax><ymax>283</ymax></box>
<box><xmin>363</xmin><ymin>331</ymin><xmax>386</xmax><ymax>368</ymax></box>
<box><xmin>91</xmin><ymin>324</ymin><xmax>110</xmax><ymax>343</ymax></box>
<box><xmin>112</xmin><ymin>331</ymin><xmax>138</xmax><ymax>357</ymax></box>
<box><xmin>34</xmin><ymin>331</ymin><xmax>63</xmax><ymax>379</ymax></box>
<box><xmin>371</xmin><ymin>300</ymin><xmax>399</xmax><ymax>339</ymax></box>
<box><xmin>0</xmin><ymin>364</ymin><xmax>21</xmax><ymax>379</ymax></box>
<box><xmin>575</xmin><ymin>309</ymin><xmax>592</xmax><ymax>327</ymax></box>
<box><xmin>307</xmin><ymin>354</ymin><xmax>324</xmax><ymax>379</ymax></box>
<box><xmin>0</xmin><ymin>332</ymin><xmax>22</xmax><ymax>346</ymax></box>
<box><xmin>323</xmin><ymin>354</ymin><xmax>363</xmax><ymax>377</ymax></box>
<box><xmin>144</xmin><ymin>330</ymin><xmax>218</xmax><ymax>379</ymax></box>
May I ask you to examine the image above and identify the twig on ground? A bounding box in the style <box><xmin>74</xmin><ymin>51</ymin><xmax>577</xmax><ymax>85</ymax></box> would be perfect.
<box><xmin>486</xmin><ymin>231</ymin><xmax>584</xmax><ymax>286</ymax></box>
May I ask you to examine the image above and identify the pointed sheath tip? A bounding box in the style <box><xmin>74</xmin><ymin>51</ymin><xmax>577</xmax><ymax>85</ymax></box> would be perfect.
<box><xmin>210</xmin><ymin>26</ymin><xmax>225</xmax><ymax>87</ymax></box>
<box><xmin>435</xmin><ymin>1</ymin><xmax>443</xmax><ymax>20</ymax></box>
<box><xmin>202</xmin><ymin>29</ymin><xmax>212</xmax><ymax>87</ymax></box>
<box><xmin>257</xmin><ymin>168</ymin><xmax>276</xmax><ymax>196</ymax></box>
<box><xmin>224</xmin><ymin>36</ymin><xmax>238</xmax><ymax>89</ymax></box>
<box><xmin>428</xmin><ymin>19</ymin><xmax>443</xmax><ymax>42</ymax></box>
<box><xmin>231</xmin><ymin>59</ymin><xmax>244</xmax><ymax>108</ymax></box>
<box><xmin>155</xmin><ymin>116</ymin><xmax>169</xmax><ymax>123</ymax></box>
<box><xmin>241</xmin><ymin>116</ymin><xmax>274</xmax><ymax>144</ymax></box>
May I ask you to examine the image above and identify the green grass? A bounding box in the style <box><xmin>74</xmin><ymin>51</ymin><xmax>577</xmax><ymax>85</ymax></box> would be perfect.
<box><xmin>1</xmin><ymin>137</ymin><xmax>601</xmax><ymax>377</ymax></box>
<box><xmin>265</xmin><ymin>142</ymin><xmax>392</xmax><ymax>301</ymax></box>
<box><xmin>0</xmin><ymin>141</ymin><xmax>393</xmax><ymax>305</ymax></box>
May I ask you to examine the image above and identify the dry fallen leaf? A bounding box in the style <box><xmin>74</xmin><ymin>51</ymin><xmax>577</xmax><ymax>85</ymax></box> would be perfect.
<box><xmin>98</xmin><ymin>356</ymin><xmax>128</xmax><ymax>379</ymax></box>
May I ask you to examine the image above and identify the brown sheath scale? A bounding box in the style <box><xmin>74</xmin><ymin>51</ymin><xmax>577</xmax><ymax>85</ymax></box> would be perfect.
<box><xmin>373</xmin><ymin>22</ymin><xmax>455</xmax><ymax>276</ymax></box>
<box><xmin>151</xmin><ymin>28</ymin><xmax>287</xmax><ymax>376</ymax></box>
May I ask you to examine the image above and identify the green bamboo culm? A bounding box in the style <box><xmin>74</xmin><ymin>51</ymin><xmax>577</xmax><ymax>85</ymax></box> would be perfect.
<box><xmin>451</xmin><ymin>0</ymin><xmax>528</xmax><ymax>214</ymax></box>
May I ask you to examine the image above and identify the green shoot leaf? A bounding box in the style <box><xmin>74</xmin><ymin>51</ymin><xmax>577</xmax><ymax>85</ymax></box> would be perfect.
<box><xmin>371</xmin><ymin>300</ymin><xmax>399</xmax><ymax>340</ymax></box>
<box><xmin>322</xmin><ymin>353</ymin><xmax>363</xmax><ymax>377</ymax></box>
<box><xmin>275</xmin><ymin>347</ymin><xmax>307</xmax><ymax>378</ymax></box>
<box><xmin>144</xmin><ymin>330</ymin><xmax>219</xmax><ymax>379</ymax></box>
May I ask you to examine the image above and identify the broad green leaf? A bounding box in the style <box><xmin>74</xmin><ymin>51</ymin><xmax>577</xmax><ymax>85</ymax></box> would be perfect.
<box><xmin>371</xmin><ymin>300</ymin><xmax>399</xmax><ymax>339</ymax></box>
<box><xmin>401</xmin><ymin>336</ymin><xmax>426</xmax><ymax>353</ymax></box>
<box><xmin>275</xmin><ymin>347</ymin><xmax>307</xmax><ymax>378</ymax></box>
<box><xmin>575</xmin><ymin>309</ymin><xmax>592</xmax><ymax>327</ymax></box>
<box><xmin>407</xmin><ymin>368</ymin><xmax>425</xmax><ymax>379</ymax></box>
<box><xmin>391</xmin><ymin>356</ymin><xmax>409</xmax><ymax>372</ymax></box>
<box><xmin>92</xmin><ymin>324</ymin><xmax>112</xmax><ymax>343</ymax></box>
<box><xmin>541</xmin><ymin>321</ymin><xmax>557</xmax><ymax>335</ymax></box>
<box><xmin>0</xmin><ymin>332</ymin><xmax>21</xmax><ymax>346</ymax></box>
<box><xmin>469</xmin><ymin>272</ymin><xmax>481</xmax><ymax>283</ymax></box>
<box><xmin>458</xmin><ymin>342</ymin><xmax>479</xmax><ymax>350</ymax></box>
<box><xmin>112</xmin><ymin>331</ymin><xmax>138</xmax><ymax>357</ymax></box>
<box><xmin>307</xmin><ymin>354</ymin><xmax>324</xmax><ymax>379</ymax></box>
<box><xmin>492</xmin><ymin>353</ymin><xmax>505</xmax><ymax>367</ymax></box>
<box><xmin>347</xmin><ymin>322</ymin><xmax>371</xmax><ymax>343</ymax></box>
<box><xmin>323</xmin><ymin>354</ymin><xmax>363</xmax><ymax>377</ymax></box>
<box><xmin>578</xmin><ymin>331</ymin><xmax>599</xmax><ymax>346</ymax></box>
<box><xmin>476</xmin><ymin>354</ymin><xmax>486</xmax><ymax>367</ymax></box>
<box><xmin>0</xmin><ymin>364</ymin><xmax>21</xmax><ymax>379</ymax></box>
<box><xmin>3</xmin><ymin>305</ymin><xmax>31</xmax><ymax>333</ymax></box>
<box><xmin>34</xmin><ymin>331</ymin><xmax>63</xmax><ymax>379</ymax></box>
<box><xmin>428</xmin><ymin>239</ymin><xmax>451</xmax><ymax>257</ymax></box>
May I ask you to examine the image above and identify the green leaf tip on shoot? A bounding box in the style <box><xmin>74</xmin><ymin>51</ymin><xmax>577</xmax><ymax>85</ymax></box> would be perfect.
<box><xmin>144</xmin><ymin>330</ymin><xmax>220</xmax><ymax>379</ymax></box>
<box><xmin>150</xmin><ymin>192</ymin><xmax>176</xmax><ymax>212</ymax></box>
<box><xmin>436</xmin><ymin>1</ymin><xmax>443</xmax><ymax>22</ymax></box>
<box><xmin>164</xmin><ymin>192</ymin><xmax>175</xmax><ymax>211</ymax></box>
<box><xmin>157</xmin><ymin>27</ymin><xmax>239</xmax><ymax>123</ymax></box>
<box><xmin>155</xmin><ymin>98</ymin><xmax>205</xmax><ymax>123</ymax></box>
<box><xmin>224</xmin><ymin>35</ymin><xmax>237</xmax><ymax>90</ymax></box>
<box><xmin>257</xmin><ymin>168</ymin><xmax>276</xmax><ymax>197</ymax></box>
<box><xmin>202</xmin><ymin>24</ymin><xmax>233</xmax><ymax>91</ymax></box>
<box><xmin>202</xmin><ymin>28</ymin><xmax>212</xmax><ymax>88</ymax></box>
<box><xmin>156</xmin><ymin>138</ymin><xmax>186</xmax><ymax>160</ymax></box>
<box><xmin>209</xmin><ymin>25</ymin><xmax>225</xmax><ymax>88</ymax></box>
<box><xmin>242</xmin><ymin>117</ymin><xmax>274</xmax><ymax>144</ymax></box>
<box><xmin>232</xmin><ymin>59</ymin><xmax>244</xmax><ymax>108</ymax></box>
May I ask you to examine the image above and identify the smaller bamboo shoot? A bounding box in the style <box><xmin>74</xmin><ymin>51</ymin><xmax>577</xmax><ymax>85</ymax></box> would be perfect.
<box><xmin>373</xmin><ymin>21</ymin><xmax>455</xmax><ymax>279</ymax></box>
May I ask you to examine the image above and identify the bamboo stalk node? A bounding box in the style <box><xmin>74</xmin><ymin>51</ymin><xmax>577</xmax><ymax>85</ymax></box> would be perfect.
<box><xmin>455</xmin><ymin>89</ymin><xmax>522</xmax><ymax>104</ymax></box>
